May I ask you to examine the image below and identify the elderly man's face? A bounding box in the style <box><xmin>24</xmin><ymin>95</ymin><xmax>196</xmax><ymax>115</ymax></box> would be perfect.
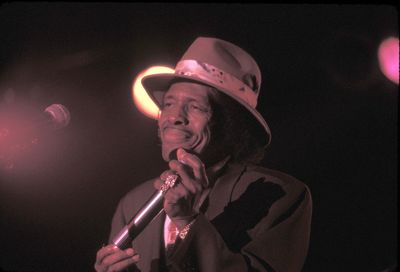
<box><xmin>158</xmin><ymin>81</ymin><xmax>213</xmax><ymax>161</ymax></box>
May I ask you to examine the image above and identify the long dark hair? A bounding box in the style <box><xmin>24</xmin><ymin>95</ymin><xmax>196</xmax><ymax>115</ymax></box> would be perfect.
<box><xmin>204</xmin><ymin>89</ymin><xmax>268</xmax><ymax>165</ymax></box>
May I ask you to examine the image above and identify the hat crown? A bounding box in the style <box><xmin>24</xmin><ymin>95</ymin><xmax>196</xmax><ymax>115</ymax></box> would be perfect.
<box><xmin>140</xmin><ymin>36</ymin><xmax>271</xmax><ymax>146</ymax></box>
<box><xmin>179</xmin><ymin>37</ymin><xmax>262</xmax><ymax>99</ymax></box>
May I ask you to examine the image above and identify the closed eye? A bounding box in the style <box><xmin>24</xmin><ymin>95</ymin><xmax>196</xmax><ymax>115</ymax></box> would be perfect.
<box><xmin>162</xmin><ymin>100</ymin><xmax>174</xmax><ymax>109</ymax></box>
<box><xmin>189</xmin><ymin>102</ymin><xmax>208</xmax><ymax>113</ymax></box>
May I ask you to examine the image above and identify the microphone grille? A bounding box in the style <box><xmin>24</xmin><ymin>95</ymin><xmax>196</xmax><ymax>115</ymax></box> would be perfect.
<box><xmin>44</xmin><ymin>104</ymin><xmax>71</xmax><ymax>129</ymax></box>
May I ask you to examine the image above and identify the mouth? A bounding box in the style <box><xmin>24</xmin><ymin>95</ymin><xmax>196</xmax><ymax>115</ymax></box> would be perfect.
<box><xmin>162</xmin><ymin>127</ymin><xmax>192</xmax><ymax>144</ymax></box>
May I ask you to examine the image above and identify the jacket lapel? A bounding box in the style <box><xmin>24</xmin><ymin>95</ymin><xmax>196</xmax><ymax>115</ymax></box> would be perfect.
<box><xmin>205</xmin><ymin>163</ymin><xmax>246</xmax><ymax>220</ymax></box>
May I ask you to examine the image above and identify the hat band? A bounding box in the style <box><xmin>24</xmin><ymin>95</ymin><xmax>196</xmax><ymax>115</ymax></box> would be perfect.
<box><xmin>175</xmin><ymin>60</ymin><xmax>258</xmax><ymax>108</ymax></box>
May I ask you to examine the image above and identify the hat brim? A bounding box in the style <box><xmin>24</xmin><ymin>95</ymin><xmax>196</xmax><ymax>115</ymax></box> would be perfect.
<box><xmin>142</xmin><ymin>73</ymin><xmax>271</xmax><ymax>146</ymax></box>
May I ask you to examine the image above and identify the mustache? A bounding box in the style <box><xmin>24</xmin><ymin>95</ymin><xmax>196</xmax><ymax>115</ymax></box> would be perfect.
<box><xmin>161</xmin><ymin>124</ymin><xmax>191</xmax><ymax>133</ymax></box>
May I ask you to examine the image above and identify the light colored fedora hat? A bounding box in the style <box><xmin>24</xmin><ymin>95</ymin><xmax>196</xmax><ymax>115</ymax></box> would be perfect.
<box><xmin>142</xmin><ymin>36</ymin><xmax>271</xmax><ymax>146</ymax></box>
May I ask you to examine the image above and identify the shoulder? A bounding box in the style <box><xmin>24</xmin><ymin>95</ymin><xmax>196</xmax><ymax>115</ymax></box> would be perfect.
<box><xmin>242</xmin><ymin>164</ymin><xmax>310</xmax><ymax>195</ymax></box>
<box><xmin>230</xmin><ymin>163</ymin><xmax>312</xmax><ymax>209</ymax></box>
<box><xmin>236</xmin><ymin>163</ymin><xmax>312</xmax><ymax>229</ymax></box>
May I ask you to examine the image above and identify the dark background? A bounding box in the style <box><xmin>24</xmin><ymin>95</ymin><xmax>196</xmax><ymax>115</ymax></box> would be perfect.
<box><xmin>0</xmin><ymin>3</ymin><xmax>397</xmax><ymax>272</ymax></box>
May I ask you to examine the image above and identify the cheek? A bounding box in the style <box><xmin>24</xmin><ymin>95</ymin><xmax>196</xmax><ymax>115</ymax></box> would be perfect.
<box><xmin>158</xmin><ymin>111</ymin><xmax>166</xmax><ymax>124</ymax></box>
<box><xmin>193</xmin><ymin>123</ymin><xmax>211</xmax><ymax>155</ymax></box>
<box><xmin>158</xmin><ymin>115</ymin><xmax>166</xmax><ymax>135</ymax></box>
<box><xmin>196</xmin><ymin>121</ymin><xmax>211</xmax><ymax>144</ymax></box>
<box><xmin>190</xmin><ymin>112</ymin><xmax>211</xmax><ymax>132</ymax></box>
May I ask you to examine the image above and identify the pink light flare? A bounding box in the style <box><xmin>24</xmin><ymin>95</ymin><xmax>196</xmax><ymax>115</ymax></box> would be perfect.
<box><xmin>378</xmin><ymin>36</ymin><xmax>399</xmax><ymax>85</ymax></box>
<box><xmin>132</xmin><ymin>66</ymin><xmax>174</xmax><ymax>120</ymax></box>
<box><xmin>0</xmin><ymin>128</ymin><xmax>13</xmax><ymax>170</ymax></box>
<box><xmin>0</xmin><ymin>115</ymin><xmax>40</xmax><ymax>172</ymax></box>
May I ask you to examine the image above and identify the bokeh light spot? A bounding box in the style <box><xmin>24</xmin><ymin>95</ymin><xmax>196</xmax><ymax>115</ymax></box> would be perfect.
<box><xmin>132</xmin><ymin>66</ymin><xmax>174</xmax><ymax>119</ymax></box>
<box><xmin>378</xmin><ymin>36</ymin><xmax>399</xmax><ymax>85</ymax></box>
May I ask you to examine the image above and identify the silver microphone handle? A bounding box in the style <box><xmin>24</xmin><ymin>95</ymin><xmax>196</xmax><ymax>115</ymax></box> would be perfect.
<box><xmin>111</xmin><ymin>190</ymin><xmax>164</xmax><ymax>249</ymax></box>
<box><xmin>111</xmin><ymin>174</ymin><xmax>179</xmax><ymax>249</ymax></box>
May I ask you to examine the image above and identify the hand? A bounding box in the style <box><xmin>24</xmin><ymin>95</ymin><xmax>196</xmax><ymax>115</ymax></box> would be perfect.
<box><xmin>94</xmin><ymin>244</ymin><xmax>139</xmax><ymax>272</ymax></box>
<box><xmin>154</xmin><ymin>148</ymin><xmax>208</xmax><ymax>230</ymax></box>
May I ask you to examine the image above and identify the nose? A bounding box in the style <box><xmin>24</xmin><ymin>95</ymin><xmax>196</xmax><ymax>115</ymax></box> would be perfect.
<box><xmin>166</xmin><ymin>105</ymin><xmax>188</xmax><ymax>125</ymax></box>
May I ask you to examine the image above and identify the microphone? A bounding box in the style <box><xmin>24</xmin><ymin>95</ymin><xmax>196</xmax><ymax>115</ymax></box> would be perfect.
<box><xmin>23</xmin><ymin>103</ymin><xmax>71</xmax><ymax>133</ymax></box>
<box><xmin>41</xmin><ymin>104</ymin><xmax>71</xmax><ymax>130</ymax></box>
<box><xmin>112</xmin><ymin>173</ymin><xmax>179</xmax><ymax>249</ymax></box>
<box><xmin>19</xmin><ymin>103</ymin><xmax>70</xmax><ymax>145</ymax></box>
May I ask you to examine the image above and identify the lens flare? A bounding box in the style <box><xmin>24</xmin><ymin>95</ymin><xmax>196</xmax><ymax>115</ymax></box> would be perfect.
<box><xmin>378</xmin><ymin>36</ymin><xmax>399</xmax><ymax>85</ymax></box>
<box><xmin>132</xmin><ymin>66</ymin><xmax>174</xmax><ymax>119</ymax></box>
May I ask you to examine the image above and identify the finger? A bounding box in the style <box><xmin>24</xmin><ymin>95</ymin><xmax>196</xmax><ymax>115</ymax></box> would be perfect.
<box><xmin>154</xmin><ymin>178</ymin><xmax>163</xmax><ymax>190</ymax></box>
<box><xmin>101</xmin><ymin>247</ymin><xmax>136</xmax><ymax>268</ymax></box>
<box><xmin>169</xmin><ymin>160</ymin><xmax>199</xmax><ymax>194</ymax></box>
<box><xmin>96</xmin><ymin>245</ymin><xmax>119</xmax><ymax>265</ymax></box>
<box><xmin>160</xmin><ymin>170</ymin><xmax>176</xmax><ymax>181</ymax></box>
<box><xmin>155</xmin><ymin>170</ymin><xmax>178</xmax><ymax>190</ymax></box>
<box><xmin>107</xmin><ymin>253</ymin><xmax>140</xmax><ymax>272</ymax></box>
<box><xmin>154</xmin><ymin>169</ymin><xmax>179</xmax><ymax>191</ymax></box>
<box><xmin>176</xmin><ymin>148</ymin><xmax>208</xmax><ymax>186</ymax></box>
<box><xmin>164</xmin><ymin>182</ymin><xmax>190</xmax><ymax>203</ymax></box>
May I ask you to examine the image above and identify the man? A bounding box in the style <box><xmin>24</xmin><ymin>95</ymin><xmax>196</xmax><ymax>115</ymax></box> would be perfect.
<box><xmin>95</xmin><ymin>37</ymin><xmax>312</xmax><ymax>272</ymax></box>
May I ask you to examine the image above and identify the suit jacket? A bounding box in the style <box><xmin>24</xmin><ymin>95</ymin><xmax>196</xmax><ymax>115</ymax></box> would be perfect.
<box><xmin>108</xmin><ymin>162</ymin><xmax>312</xmax><ymax>272</ymax></box>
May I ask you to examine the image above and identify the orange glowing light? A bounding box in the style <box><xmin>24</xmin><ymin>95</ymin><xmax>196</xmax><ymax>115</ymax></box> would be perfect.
<box><xmin>132</xmin><ymin>66</ymin><xmax>175</xmax><ymax>119</ymax></box>
<box><xmin>378</xmin><ymin>36</ymin><xmax>399</xmax><ymax>85</ymax></box>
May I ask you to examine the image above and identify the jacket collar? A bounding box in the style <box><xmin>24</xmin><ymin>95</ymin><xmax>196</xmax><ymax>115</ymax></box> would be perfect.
<box><xmin>204</xmin><ymin>162</ymin><xmax>247</xmax><ymax>220</ymax></box>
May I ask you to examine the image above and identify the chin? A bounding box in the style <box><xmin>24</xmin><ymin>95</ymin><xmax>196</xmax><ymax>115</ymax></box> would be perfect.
<box><xmin>161</xmin><ymin>144</ymin><xmax>188</xmax><ymax>161</ymax></box>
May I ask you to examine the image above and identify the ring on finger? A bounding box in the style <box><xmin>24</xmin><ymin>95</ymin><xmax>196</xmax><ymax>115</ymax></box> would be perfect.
<box><xmin>160</xmin><ymin>173</ymin><xmax>179</xmax><ymax>193</ymax></box>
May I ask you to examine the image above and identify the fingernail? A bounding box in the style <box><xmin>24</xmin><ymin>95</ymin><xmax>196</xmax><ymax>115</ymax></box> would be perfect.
<box><xmin>177</xmin><ymin>148</ymin><xmax>186</xmax><ymax>163</ymax></box>
<box><xmin>126</xmin><ymin>248</ymin><xmax>134</xmax><ymax>256</ymax></box>
<box><xmin>178</xmin><ymin>157</ymin><xmax>186</xmax><ymax>164</ymax></box>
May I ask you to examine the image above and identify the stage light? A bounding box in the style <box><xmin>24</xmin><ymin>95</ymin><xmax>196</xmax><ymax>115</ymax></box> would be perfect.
<box><xmin>132</xmin><ymin>66</ymin><xmax>174</xmax><ymax>119</ymax></box>
<box><xmin>378</xmin><ymin>36</ymin><xmax>399</xmax><ymax>85</ymax></box>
